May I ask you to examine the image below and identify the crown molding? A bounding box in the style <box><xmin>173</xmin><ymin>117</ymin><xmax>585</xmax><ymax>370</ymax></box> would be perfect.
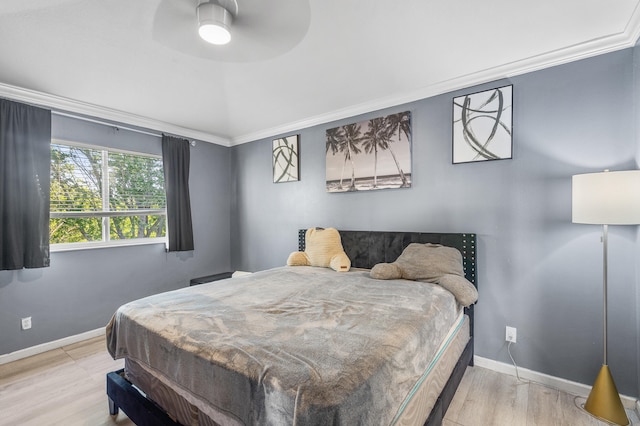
<box><xmin>231</xmin><ymin>17</ymin><xmax>640</xmax><ymax>146</ymax></box>
<box><xmin>0</xmin><ymin>82</ymin><xmax>231</xmax><ymax>146</ymax></box>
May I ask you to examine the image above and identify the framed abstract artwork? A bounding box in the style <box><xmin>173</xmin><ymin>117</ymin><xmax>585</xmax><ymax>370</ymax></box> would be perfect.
<box><xmin>325</xmin><ymin>111</ymin><xmax>412</xmax><ymax>192</ymax></box>
<box><xmin>272</xmin><ymin>135</ymin><xmax>299</xmax><ymax>183</ymax></box>
<box><xmin>452</xmin><ymin>85</ymin><xmax>512</xmax><ymax>164</ymax></box>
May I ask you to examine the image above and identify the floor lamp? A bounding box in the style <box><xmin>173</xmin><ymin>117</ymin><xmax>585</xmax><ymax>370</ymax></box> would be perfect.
<box><xmin>572</xmin><ymin>169</ymin><xmax>640</xmax><ymax>426</ymax></box>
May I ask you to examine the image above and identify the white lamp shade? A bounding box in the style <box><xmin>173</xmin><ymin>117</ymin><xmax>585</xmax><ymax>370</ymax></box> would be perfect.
<box><xmin>197</xmin><ymin>2</ymin><xmax>232</xmax><ymax>45</ymax></box>
<box><xmin>572</xmin><ymin>170</ymin><xmax>640</xmax><ymax>225</ymax></box>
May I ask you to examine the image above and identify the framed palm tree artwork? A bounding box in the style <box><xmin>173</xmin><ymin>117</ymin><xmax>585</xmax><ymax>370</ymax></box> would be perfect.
<box><xmin>273</xmin><ymin>135</ymin><xmax>299</xmax><ymax>183</ymax></box>
<box><xmin>325</xmin><ymin>111</ymin><xmax>412</xmax><ymax>192</ymax></box>
<box><xmin>452</xmin><ymin>85</ymin><xmax>513</xmax><ymax>164</ymax></box>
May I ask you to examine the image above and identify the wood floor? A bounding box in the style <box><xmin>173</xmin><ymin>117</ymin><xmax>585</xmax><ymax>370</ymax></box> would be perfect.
<box><xmin>0</xmin><ymin>337</ymin><xmax>637</xmax><ymax>426</ymax></box>
<box><xmin>443</xmin><ymin>366</ymin><xmax>638</xmax><ymax>426</ymax></box>
<box><xmin>0</xmin><ymin>337</ymin><xmax>132</xmax><ymax>426</ymax></box>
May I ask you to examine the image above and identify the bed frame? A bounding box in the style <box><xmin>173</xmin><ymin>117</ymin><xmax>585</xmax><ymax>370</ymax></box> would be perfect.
<box><xmin>106</xmin><ymin>230</ymin><xmax>477</xmax><ymax>426</ymax></box>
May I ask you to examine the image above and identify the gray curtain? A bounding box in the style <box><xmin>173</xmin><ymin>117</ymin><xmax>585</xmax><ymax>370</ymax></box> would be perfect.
<box><xmin>162</xmin><ymin>135</ymin><xmax>194</xmax><ymax>252</ymax></box>
<box><xmin>0</xmin><ymin>99</ymin><xmax>51</xmax><ymax>270</ymax></box>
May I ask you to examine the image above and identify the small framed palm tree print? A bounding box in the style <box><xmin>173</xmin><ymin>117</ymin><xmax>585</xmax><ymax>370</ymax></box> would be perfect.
<box><xmin>325</xmin><ymin>111</ymin><xmax>412</xmax><ymax>192</ymax></box>
<box><xmin>273</xmin><ymin>135</ymin><xmax>299</xmax><ymax>183</ymax></box>
<box><xmin>452</xmin><ymin>85</ymin><xmax>513</xmax><ymax>164</ymax></box>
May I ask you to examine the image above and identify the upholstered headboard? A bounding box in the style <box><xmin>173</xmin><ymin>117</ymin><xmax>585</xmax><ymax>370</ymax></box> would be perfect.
<box><xmin>298</xmin><ymin>229</ymin><xmax>477</xmax><ymax>286</ymax></box>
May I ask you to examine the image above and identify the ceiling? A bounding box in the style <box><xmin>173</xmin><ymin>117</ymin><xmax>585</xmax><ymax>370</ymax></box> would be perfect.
<box><xmin>1</xmin><ymin>0</ymin><xmax>640</xmax><ymax>146</ymax></box>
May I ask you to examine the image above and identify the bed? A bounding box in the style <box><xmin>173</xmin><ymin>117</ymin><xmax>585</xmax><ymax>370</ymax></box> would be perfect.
<box><xmin>106</xmin><ymin>230</ymin><xmax>477</xmax><ymax>426</ymax></box>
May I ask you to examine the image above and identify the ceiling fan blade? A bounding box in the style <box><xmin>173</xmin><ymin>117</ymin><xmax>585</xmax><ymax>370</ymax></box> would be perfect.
<box><xmin>152</xmin><ymin>0</ymin><xmax>310</xmax><ymax>62</ymax></box>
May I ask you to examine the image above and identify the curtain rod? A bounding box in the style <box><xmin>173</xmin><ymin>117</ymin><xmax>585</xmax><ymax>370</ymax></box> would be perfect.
<box><xmin>52</xmin><ymin>110</ymin><xmax>197</xmax><ymax>146</ymax></box>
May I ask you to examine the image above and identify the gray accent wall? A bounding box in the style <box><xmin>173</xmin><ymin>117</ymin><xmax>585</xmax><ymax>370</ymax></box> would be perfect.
<box><xmin>0</xmin><ymin>115</ymin><xmax>231</xmax><ymax>355</ymax></box>
<box><xmin>231</xmin><ymin>48</ymin><xmax>640</xmax><ymax>397</ymax></box>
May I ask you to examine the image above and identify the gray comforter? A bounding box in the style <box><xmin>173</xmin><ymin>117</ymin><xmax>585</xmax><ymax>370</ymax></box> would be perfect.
<box><xmin>106</xmin><ymin>266</ymin><xmax>460</xmax><ymax>425</ymax></box>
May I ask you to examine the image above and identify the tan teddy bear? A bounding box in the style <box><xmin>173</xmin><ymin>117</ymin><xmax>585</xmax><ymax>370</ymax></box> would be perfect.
<box><xmin>287</xmin><ymin>227</ymin><xmax>351</xmax><ymax>272</ymax></box>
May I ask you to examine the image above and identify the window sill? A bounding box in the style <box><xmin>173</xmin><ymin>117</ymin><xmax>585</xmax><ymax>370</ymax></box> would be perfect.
<box><xmin>50</xmin><ymin>238</ymin><xmax>167</xmax><ymax>253</ymax></box>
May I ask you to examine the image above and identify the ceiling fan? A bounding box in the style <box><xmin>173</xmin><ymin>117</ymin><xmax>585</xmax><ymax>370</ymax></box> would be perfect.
<box><xmin>152</xmin><ymin>0</ymin><xmax>311</xmax><ymax>62</ymax></box>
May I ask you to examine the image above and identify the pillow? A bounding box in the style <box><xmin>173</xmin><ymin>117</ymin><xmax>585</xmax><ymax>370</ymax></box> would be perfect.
<box><xmin>287</xmin><ymin>228</ymin><xmax>351</xmax><ymax>272</ymax></box>
<box><xmin>395</xmin><ymin>243</ymin><xmax>464</xmax><ymax>281</ymax></box>
<box><xmin>370</xmin><ymin>243</ymin><xmax>477</xmax><ymax>307</ymax></box>
<box><xmin>369</xmin><ymin>262</ymin><xmax>401</xmax><ymax>279</ymax></box>
<box><xmin>437</xmin><ymin>274</ymin><xmax>478</xmax><ymax>308</ymax></box>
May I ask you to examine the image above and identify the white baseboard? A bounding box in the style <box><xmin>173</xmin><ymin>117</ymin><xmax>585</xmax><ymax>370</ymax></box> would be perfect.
<box><xmin>474</xmin><ymin>355</ymin><xmax>639</xmax><ymax>410</ymax></box>
<box><xmin>0</xmin><ymin>327</ymin><xmax>105</xmax><ymax>365</ymax></box>
<box><xmin>232</xmin><ymin>271</ymin><xmax>252</xmax><ymax>277</ymax></box>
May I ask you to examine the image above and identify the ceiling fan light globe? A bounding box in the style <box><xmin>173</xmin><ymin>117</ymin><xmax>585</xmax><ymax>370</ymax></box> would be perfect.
<box><xmin>199</xmin><ymin>24</ymin><xmax>231</xmax><ymax>45</ymax></box>
<box><xmin>197</xmin><ymin>2</ymin><xmax>233</xmax><ymax>45</ymax></box>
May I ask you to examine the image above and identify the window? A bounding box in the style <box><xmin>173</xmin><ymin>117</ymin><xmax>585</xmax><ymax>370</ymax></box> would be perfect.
<box><xmin>50</xmin><ymin>140</ymin><xmax>166</xmax><ymax>249</ymax></box>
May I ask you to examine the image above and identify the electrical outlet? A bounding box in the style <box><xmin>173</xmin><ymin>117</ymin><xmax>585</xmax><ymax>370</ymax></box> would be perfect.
<box><xmin>21</xmin><ymin>317</ymin><xmax>32</xmax><ymax>330</ymax></box>
<box><xmin>505</xmin><ymin>326</ymin><xmax>517</xmax><ymax>343</ymax></box>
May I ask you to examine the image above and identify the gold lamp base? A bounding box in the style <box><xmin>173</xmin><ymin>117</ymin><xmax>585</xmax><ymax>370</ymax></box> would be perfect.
<box><xmin>584</xmin><ymin>365</ymin><xmax>629</xmax><ymax>425</ymax></box>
